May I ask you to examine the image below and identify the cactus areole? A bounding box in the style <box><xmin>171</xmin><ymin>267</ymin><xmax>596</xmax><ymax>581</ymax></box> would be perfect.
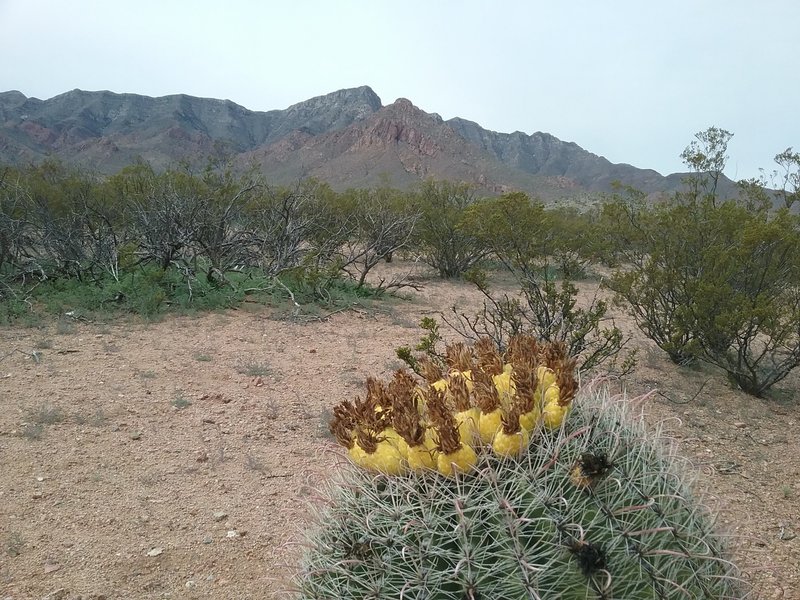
<box><xmin>296</xmin><ymin>335</ymin><xmax>748</xmax><ymax>599</ymax></box>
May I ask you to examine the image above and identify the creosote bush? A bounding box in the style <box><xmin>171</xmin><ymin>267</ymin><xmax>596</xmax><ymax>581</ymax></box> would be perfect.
<box><xmin>603</xmin><ymin>128</ymin><xmax>800</xmax><ymax>396</ymax></box>
<box><xmin>293</xmin><ymin>335</ymin><xmax>748</xmax><ymax>599</ymax></box>
<box><xmin>452</xmin><ymin>192</ymin><xmax>630</xmax><ymax>374</ymax></box>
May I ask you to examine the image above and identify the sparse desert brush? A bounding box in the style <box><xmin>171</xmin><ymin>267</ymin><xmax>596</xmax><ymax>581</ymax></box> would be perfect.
<box><xmin>292</xmin><ymin>335</ymin><xmax>749</xmax><ymax>599</ymax></box>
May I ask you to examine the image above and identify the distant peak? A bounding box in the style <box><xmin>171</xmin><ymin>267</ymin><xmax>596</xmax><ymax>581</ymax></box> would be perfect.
<box><xmin>0</xmin><ymin>90</ymin><xmax>27</xmax><ymax>103</ymax></box>
<box><xmin>386</xmin><ymin>97</ymin><xmax>422</xmax><ymax>114</ymax></box>
<box><xmin>287</xmin><ymin>86</ymin><xmax>382</xmax><ymax>113</ymax></box>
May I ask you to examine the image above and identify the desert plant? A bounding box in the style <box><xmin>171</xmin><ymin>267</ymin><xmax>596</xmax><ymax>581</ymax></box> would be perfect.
<box><xmin>293</xmin><ymin>336</ymin><xmax>747</xmax><ymax>599</ymax></box>
<box><xmin>689</xmin><ymin>207</ymin><xmax>800</xmax><ymax>396</ymax></box>
<box><xmin>606</xmin><ymin>130</ymin><xmax>800</xmax><ymax>394</ymax></box>
<box><xmin>338</xmin><ymin>186</ymin><xmax>421</xmax><ymax>290</ymax></box>
<box><xmin>414</xmin><ymin>179</ymin><xmax>489</xmax><ymax>278</ymax></box>
<box><xmin>454</xmin><ymin>192</ymin><xmax>628</xmax><ymax>373</ymax></box>
<box><xmin>171</xmin><ymin>394</ymin><xmax>192</xmax><ymax>409</ymax></box>
<box><xmin>601</xmin><ymin>188</ymin><xmax>703</xmax><ymax>365</ymax></box>
<box><xmin>247</xmin><ymin>182</ymin><xmax>316</xmax><ymax>276</ymax></box>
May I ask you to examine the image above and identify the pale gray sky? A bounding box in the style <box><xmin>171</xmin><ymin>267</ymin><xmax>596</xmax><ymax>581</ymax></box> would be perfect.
<box><xmin>1</xmin><ymin>0</ymin><xmax>797</xmax><ymax>180</ymax></box>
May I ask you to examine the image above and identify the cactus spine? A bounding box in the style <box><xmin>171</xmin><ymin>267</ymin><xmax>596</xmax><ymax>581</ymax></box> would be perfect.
<box><xmin>296</xmin><ymin>336</ymin><xmax>748</xmax><ymax>599</ymax></box>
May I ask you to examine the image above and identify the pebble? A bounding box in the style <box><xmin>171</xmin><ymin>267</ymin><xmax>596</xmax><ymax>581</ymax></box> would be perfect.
<box><xmin>734</xmin><ymin>421</ymin><xmax>747</xmax><ymax>428</ymax></box>
<box><xmin>185</xmin><ymin>580</ymin><xmax>196</xmax><ymax>589</ymax></box>
<box><xmin>213</xmin><ymin>511</ymin><xmax>228</xmax><ymax>522</ymax></box>
<box><xmin>203</xmin><ymin>536</ymin><xmax>213</xmax><ymax>544</ymax></box>
<box><xmin>130</xmin><ymin>432</ymin><xmax>142</xmax><ymax>441</ymax></box>
<box><xmin>146</xmin><ymin>547</ymin><xmax>164</xmax><ymax>557</ymax></box>
<box><xmin>43</xmin><ymin>562</ymin><xmax>61</xmax><ymax>574</ymax></box>
<box><xmin>226</xmin><ymin>530</ymin><xmax>239</xmax><ymax>538</ymax></box>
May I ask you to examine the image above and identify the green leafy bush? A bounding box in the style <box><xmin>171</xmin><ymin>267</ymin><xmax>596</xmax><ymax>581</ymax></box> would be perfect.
<box><xmin>604</xmin><ymin>128</ymin><xmax>800</xmax><ymax>396</ymax></box>
<box><xmin>453</xmin><ymin>192</ymin><xmax>628</xmax><ymax>373</ymax></box>
<box><xmin>413</xmin><ymin>180</ymin><xmax>488</xmax><ymax>278</ymax></box>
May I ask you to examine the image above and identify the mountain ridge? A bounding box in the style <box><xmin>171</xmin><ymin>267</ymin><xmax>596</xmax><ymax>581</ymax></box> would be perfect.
<box><xmin>0</xmin><ymin>85</ymin><xmax>732</xmax><ymax>201</ymax></box>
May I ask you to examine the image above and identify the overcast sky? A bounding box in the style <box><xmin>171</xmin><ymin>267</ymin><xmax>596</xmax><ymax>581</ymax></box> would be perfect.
<box><xmin>1</xmin><ymin>1</ymin><xmax>797</xmax><ymax>180</ymax></box>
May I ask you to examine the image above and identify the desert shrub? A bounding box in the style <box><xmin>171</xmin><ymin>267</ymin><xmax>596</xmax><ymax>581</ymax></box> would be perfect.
<box><xmin>600</xmin><ymin>187</ymin><xmax>702</xmax><ymax>365</ymax></box>
<box><xmin>605</xmin><ymin>128</ymin><xmax>800</xmax><ymax>396</ymax></box>
<box><xmin>454</xmin><ymin>192</ymin><xmax>628</xmax><ymax>373</ymax></box>
<box><xmin>690</xmin><ymin>207</ymin><xmax>800</xmax><ymax>396</ymax></box>
<box><xmin>413</xmin><ymin>179</ymin><xmax>489</xmax><ymax>278</ymax></box>
<box><xmin>338</xmin><ymin>186</ymin><xmax>421</xmax><ymax>289</ymax></box>
<box><xmin>246</xmin><ymin>182</ymin><xmax>317</xmax><ymax>276</ymax></box>
<box><xmin>545</xmin><ymin>205</ymin><xmax>602</xmax><ymax>279</ymax></box>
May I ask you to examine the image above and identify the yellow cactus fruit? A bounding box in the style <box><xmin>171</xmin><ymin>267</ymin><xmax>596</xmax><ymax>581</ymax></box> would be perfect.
<box><xmin>519</xmin><ymin>407</ymin><xmax>541</xmax><ymax>432</ymax></box>
<box><xmin>436</xmin><ymin>444</ymin><xmax>478</xmax><ymax>477</ymax></box>
<box><xmin>382</xmin><ymin>427</ymin><xmax>409</xmax><ymax>460</ymax></box>
<box><xmin>347</xmin><ymin>442</ymin><xmax>370</xmax><ymax>468</ymax></box>
<box><xmin>412</xmin><ymin>386</ymin><xmax>429</xmax><ymax>411</ymax></box>
<box><xmin>406</xmin><ymin>433</ymin><xmax>438</xmax><ymax>471</ymax></box>
<box><xmin>491</xmin><ymin>427</ymin><xmax>530</xmax><ymax>457</ymax></box>
<box><xmin>492</xmin><ymin>370</ymin><xmax>515</xmax><ymax>401</ymax></box>
<box><xmin>454</xmin><ymin>408</ymin><xmax>480</xmax><ymax>447</ymax></box>
<box><xmin>478</xmin><ymin>408</ymin><xmax>503</xmax><ymax>444</ymax></box>
<box><xmin>543</xmin><ymin>384</ymin><xmax>560</xmax><ymax>407</ymax></box>
<box><xmin>431</xmin><ymin>378</ymin><xmax>449</xmax><ymax>393</ymax></box>
<box><xmin>542</xmin><ymin>401</ymin><xmax>569</xmax><ymax>430</ymax></box>
<box><xmin>364</xmin><ymin>440</ymin><xmax>406</xmax><ymax>475</ymax></box>
<box><xmin>450</xmin><ymin>369</ymin><xmax>474</xmax><ymax>392</ymax></box>
<box><xmin>537</xmin><ymin>366</ymin><xmax>557</xmax><ymax>393</ymax></box>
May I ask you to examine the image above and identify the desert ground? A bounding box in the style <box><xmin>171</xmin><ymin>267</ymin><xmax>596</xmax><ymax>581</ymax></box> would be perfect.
<box><xmin>1</xmin><ymin>261</ymin><xmax>798</xmax><ymax>599</ymax></box>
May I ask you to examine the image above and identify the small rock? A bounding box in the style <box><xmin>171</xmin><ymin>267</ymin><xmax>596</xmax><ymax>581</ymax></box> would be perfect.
<box><xmin>309</xmin><ymin>348</ymin><xmax>317</xmax><ymax>353</ymax></box>
<box><xmin>212</xmin><ymin>511</ymin><xmax>228</xmax><ymax>522</ymax></box>
<box><xmin>195</xmin><ymin>451</ymin><xmax>209</xmax><ymax>463</ymax></box>
<box><xmin>130</xmin><ymin>431</ymin><xmax>142</xmax><ymax>441</ymax></box>
<box><xmin>36</xmin><ymin>476</ymin><xmax>45</xmax><ymax>482</ymax></box>
<box><xmin>226</xmin><ymin>530</ymin><xmax>239</xmax><ymax>538</ymax></box>
<box><xmin>203</xmin><ymin>536</ymin><xmax>213</xmax><ymax>545</ymax></box>
<box><xmin>252</xmin><ymin>376</ymin><xmax>264</xmax><ymax>387</ymax></box>
<box><xmin>185</xmin><ymin>580</ymin><xmax>196</xmax><ymax>589</ymax></box>
<box><xmin>146</xmin><ymin>547</ymin><xmax>164</xmax><ymax>557</ymax></box>
<box><xmin>43</xmin><ymin>562</ymin><xmax>61</xmax><ymax>574</ymax></box>
<box><xmin>33</xmin><ymin>491</ymin><xmax>44</xmax><ymax>499</ymax></box>
<box><xmin>733</xmin><ymin>421</ymin><xmax>747</xmax><ymax>428</ymax></box>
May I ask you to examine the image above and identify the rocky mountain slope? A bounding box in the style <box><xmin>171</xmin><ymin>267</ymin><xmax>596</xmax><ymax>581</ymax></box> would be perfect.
<box><xmin>0</xmin><ymin>86</ymin><xmax>731</xmax><ymax>200</ymax></box>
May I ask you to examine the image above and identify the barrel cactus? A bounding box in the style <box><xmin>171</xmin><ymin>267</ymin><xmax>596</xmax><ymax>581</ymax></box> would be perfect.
<box><xmin>293</xmin><ymin>335</ymin><xmax>748</xmax><ymax>599</ymax></box>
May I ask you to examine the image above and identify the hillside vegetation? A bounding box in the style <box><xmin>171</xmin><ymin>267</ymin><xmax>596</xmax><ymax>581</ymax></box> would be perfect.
<box><xmin>1</xmin><ymin>128</ymin><xmax>799</xmax><ymax>398</ymax></box>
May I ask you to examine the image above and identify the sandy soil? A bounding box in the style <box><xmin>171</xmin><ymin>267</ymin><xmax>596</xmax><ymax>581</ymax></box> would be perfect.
<box><xmin>1</xmin><ymin>261</ymin><xmax>798</xmax><ymax>599</ymax></box>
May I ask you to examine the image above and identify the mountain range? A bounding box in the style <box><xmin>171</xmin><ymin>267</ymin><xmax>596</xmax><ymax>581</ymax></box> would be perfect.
<box><xmin>0</xmin><ymin>85</ymin><xmax>732</xmax><ymax>201</ymax></box>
